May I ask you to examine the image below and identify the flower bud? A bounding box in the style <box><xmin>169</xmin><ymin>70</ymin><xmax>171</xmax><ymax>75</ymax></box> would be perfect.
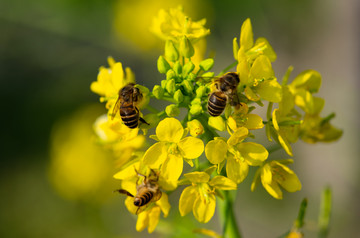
<box><xmin>187</xmin><ymin>119</ymin><xmax>204</xmax><ymax>137</ymax></box>
<box><xmin>161</xmin><ymin>79</ymin><xmax>167</xmax><ymax>89</ymax></box>
<box><xmin>199</xmin><ymin>58</ymin><xmax>214</xmax><ymax>71</ymax></box>
<box><xmin>233</xmin><ymin>37</ymin><xmax>239</xmax><ymax>60</ymax></box>
<box><xmin>208</xmin><ymin>116</ymin><xmax>226</xmax><ymax>131</ymax></box>
<box><xmin>157</xmin><ymin>55</ymin><xmax>171</xmax><ymax>74</ymax></box>
<box><xmin>189</xmin><ymin>98</ymin><xmax>203</xmax><ymax>115</ymax></box>
<box><xmin>166</xmin><ymin>69</ymin><xmax>176</xmax><ymax>80</ymax></box>
<box><xmin>179</xmin><ymin>36</ymin><xmax>195</xmax><ymax>58</ymax></box>
<box><xmin>165</xmin><ymin>40</ymin><xmax>179</xmax><ymax>62</ymax></box>
<box><xmin>152</xmin><ymin>85</ymin><xmax>164</xmax><ymax>99</ymax></box>
<box><xmin>166</xmin><ymin>78</ymin><xmax>176</xmax><ymax>94</ymax></box>
<box><xmin>183</xmin><ymin>61</ymin><xmax>195</xmax><ymax>76</ymax></box>
<box><xmin>196</xmin><ymin>86</ymin><xmax>207</xmax><ymax>98</ymax></box>
<box><xmin>173</xmin><ymin>61</ymin><xmax>182</xmax><ymax>75</ymax></box>
<box><xmin>182</xmin><ymin>80</ymin><xmax>194</xmax><ymax>94</ymax></box>
<box><xmin>174</xmin><ymin>89</ymin><xmax>184</xmax><ymax>103</ymax></box>
<box><xmin>165</xmin><ymin>104</ymin><xmax>180</xmax><ymax>117</ymax></box>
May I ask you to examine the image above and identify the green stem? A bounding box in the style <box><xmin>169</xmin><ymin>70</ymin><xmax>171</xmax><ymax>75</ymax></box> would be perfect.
<box><xmin>145</xmin><ymin>105</ymin><xmax>160</xmax><ymax>113</ymax></box>
<box><xmin>218</xmin><ymin>191</ymin><xmax>242</xmax><ymax>238</ymax></box>
<box><xmin>318</xmin><ymin>187</ymin><xmax>332</xmax><ymax>238</ymax></box>
<box><xmin>218</xmin><ymin>61</ymin><xmax>238</xmax><ymax>76</ymax></box>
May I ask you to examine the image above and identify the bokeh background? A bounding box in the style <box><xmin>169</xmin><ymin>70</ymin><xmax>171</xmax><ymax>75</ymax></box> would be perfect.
<box><xmin>0</xmin><ymin>0</ymin><xmax>358</xmax><ymax>237</ymax></box>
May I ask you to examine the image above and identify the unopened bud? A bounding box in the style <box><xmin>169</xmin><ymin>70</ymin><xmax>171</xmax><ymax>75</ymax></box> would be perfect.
<box><xmin>166</xmin><ymin>69</ymin><xmax>176</xmax><ymax>80</ymax></box>
<box><xmin>165</xmin><ymin>40</ymin><xmax>179</xmax><ymax>62</ymax></box>
<box><xmin>199</xmin><ymin>58</ymin><xmax>214</xmax><ymax>71</ymax></box>
<box><xmin>196</xmin><ymin>86</ymin><xmax>207</xmax><ymax>98</ymax></box>
<box><xmin>157</xmin><ymin>55</ymin><xmax>171</xmax><ymax>74</ymax></box>
<box><xmin>180</xmin><ymin>36</ymin><xmax>195</xmax><ymax>58</ymax></box>
<box><xmin>173</xmin><ymin>61</ymin><xmax>182</xmax><ymax>75</ymax></box>
<box><xmin>165</xmin><ymin>104</ymin><xmax>180</xmax><ymax>117</ymax></box>
<box><xmin>183</xmin><ymin>61</ymin><xmax>195</xmax><ymax>76</ymax></box>
<box><xmin>166</xmin><ymin>78</ymin><xmax>176</xmax><ymax>94</ymax></box>
<box><xmin>187</xmin><ymin>119</ymin><xmax>204</xmax><ymax>137</ymax></box>
<box><xmin>174</xmin><ymin>89</ymin><xmax>184</xmax><ymax>103</ymax></box>
<box><xmin>152</xmin><ymin>85</ymin><xmax>164</xmax><ymax>99</ymax></box>
<box><xmin>182</xmin><ymin>80</ymin><xmax>194</xmax><ymax>94</ymax></box>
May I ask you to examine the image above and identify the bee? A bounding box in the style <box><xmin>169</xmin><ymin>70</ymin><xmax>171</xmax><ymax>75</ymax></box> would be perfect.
<box><xmin>207</xmin><ymin>72</ymin><xmax>240</xmax><ymax>117</ymax></box>
<box><xmin>115</xmin><ymin>169</ymin><xmax>162</xmax><ymax>214</ymax></box>
<box><xmin>112</xmin><ymin>83</ymin><xmax>149</xmax><ymax>129</ymax></box>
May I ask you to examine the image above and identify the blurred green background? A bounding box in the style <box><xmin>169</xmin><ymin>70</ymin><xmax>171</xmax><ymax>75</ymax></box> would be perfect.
<box><xmin>0</xmin><ymin>0</ymin><xmax>359</xmax><ymax>237</ymax></box>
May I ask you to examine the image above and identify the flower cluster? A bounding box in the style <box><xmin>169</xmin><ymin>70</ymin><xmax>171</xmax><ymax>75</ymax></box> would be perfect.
<box><xmin>89</xmin><ymin>7</ymin><xmax>342</xmax><ymax>234</ymax></box>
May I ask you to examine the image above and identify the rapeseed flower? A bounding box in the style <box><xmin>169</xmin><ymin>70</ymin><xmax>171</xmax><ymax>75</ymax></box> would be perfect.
<box><xmin>179</xmin><ymin>171</ymin><xmax>237</xmax><ymax>223</ymax></box>
<box><xmin>251</xmin><ymin>159</ymin><xmax>301</xmax><ymax>199</ymax></box>
<box><xmin>205</xmin><ymin>127</ymin><xmax>268</xmax><ymax>183</ymax></box>
<box><xmin>143</xmin><ymin>118</ymin><xmax>204</xmax><ymax>185</ymax></box>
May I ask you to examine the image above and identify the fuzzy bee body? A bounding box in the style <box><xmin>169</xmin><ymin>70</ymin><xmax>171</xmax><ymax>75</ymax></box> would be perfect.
<box><xmin>207</xmin><ymin>72</ymin><xmax>240</xmax><ymax>116</ymax></box>
<box><xmin>112</xmin><ymin>83</ymin><xmax>148</xmax><ymax>128</ymax></box>
<box><xmin>116</xmin><ymin>170</ymin><xmax>161</xmax><ymax>214</ymax></box>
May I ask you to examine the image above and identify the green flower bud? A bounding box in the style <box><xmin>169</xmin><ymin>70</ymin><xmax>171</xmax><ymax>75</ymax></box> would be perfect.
<box><xmin>173</xmin><ymin>61</ymin><xmax>182</xmax><ymax>75</ymax></box>
<box><xmin>157</xmin><ymin>55</ymin><xmax>171</xmax><ymax>74</ymax></box>
<box><xmin>166</xmin><ymin>78</ymin><xmax>176</xmax><ymax>94</ymax></box>
<box><xmin>183</xmin><ymin>61</ymin><xmax>195</xmax><ymax>76</ymax></box>
<box><xmin>179</xmin><ymin>36</ymin><xmax>195</xmax><ymax>58</ymax></box>
<box><xmin>143</xmin><ymin>113</ymin><xmax>161</xmax><ymax>128</ymax></box>
<box><xmin>182</xmin><ymin>80</ymin><xmax>194</xmax><ymax>94</ymax></box>
<box><xmin>165</xmin><ymin>104</ymin><xmax>180</xmax><ymax>117</ymax></box>
<box><xmin>189</xmin><ymin>98</ymin><xmax>203</xmax><ymax>115</ymax></box>
<box><xmin>187</xmin><ymin>119</ymin><xmax>204</xmax><ymax>137</ymax></box>
<box><xmin>166</xmin><ymin>69</ymin><xmax>176</xmax><ymax>80</ymax></box>
<box><xmin>199</xmin><ymin>58</ymin><xmax>214</xmax><ymax>71</ymax></box>
<box><xmin>152</xmin><ymin>85</ymin><xmax>164</xmax><ymax>99</ymax></box>
<box><xmin>187</xmin><ymin>73</ymin><xmax>196</xmax><ymax>81</ymax></box>
<box><xmin>165</xmin><ymin>40</ymin><xmax>179</xmax><ymax>62</ymax></box>
<box><xmin>161</xmin><ymin>79</ymin><xmax>167</xmax><ymax>89</ymax></box>
<box><xmin>196</xmin><ymin>86</ymin><xmax>207</xmax><ymax>98</ymax></box>
<box><xmin>174</xmin><ymin>89</ymin><xmax>184</xmax><ymax>103</ymax></box>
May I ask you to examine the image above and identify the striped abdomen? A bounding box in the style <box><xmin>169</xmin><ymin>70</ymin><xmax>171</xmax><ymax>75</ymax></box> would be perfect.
<box><xmin>120</xmin><ymin>104</ymin><xmax>139</xmax><ymax>129</ymax></box>
<box><xmin>208</xmin><ymin>91</ymin><xmax>227</xmax><ymax>117</ymax></box>
<box><xmin>134</xmin><ymin>191</ymin><xmax>154</xmax><ymax>207</ymax></box>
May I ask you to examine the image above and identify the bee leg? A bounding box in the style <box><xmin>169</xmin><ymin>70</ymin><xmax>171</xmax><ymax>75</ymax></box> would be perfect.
<box><xmin>114</xmin><ymin>189</ymin><xmax>134</xmax><ymax>197</ymax></box>
<box><xmin>139</xmin><ymin>117</ymin><xmax>150</xmax><ymax>125</ymax></box>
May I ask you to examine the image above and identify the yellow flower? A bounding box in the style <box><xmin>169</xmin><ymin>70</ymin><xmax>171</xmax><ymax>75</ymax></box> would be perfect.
<box><xmin>90</xmin><ymin>57</ymin><xmax>135</xmax><ymax>100</ymax></box>
<box><xmin>205</xmin><ymin>127</ymin><xmax>268</xmax><ymax>183</ymax></box>
<box><xmin>150</xmin><ymin>6</ymin><xmax>210</xmax><ymax>43</ymax></box>
<box><xmin>179</xmin><ymin>171</ymin><xmax>237</xmax><ymax>223</ymax></box>
<box><xmin>227</xmin><ymin>103</ymin><xmax>264</xmax><ymax>133</ymax></box>
<box><xmin>251</xmin><ymin>159</ymin><xmax>301</xmax><ymax>199</ymax></box>
<box><xmin>143</xmin><ymin>118</ymin><xmax>204</xmax><ymax>185</ymax></box>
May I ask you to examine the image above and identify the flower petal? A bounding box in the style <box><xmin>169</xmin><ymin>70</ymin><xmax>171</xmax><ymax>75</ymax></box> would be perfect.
<box><xmin>142</xmin><ymin>142</ymin><xmax>168</xmax><ymax>168</ymax></box>
<box><xmin>208</xmin><ymin>116</ymin><xmax>226</xmax><ymax>131</ymax></box>
<box><xmin>250</xmin><ymin>55</ymin><xmax>274</xmax><ymax>80</ymax></box>
<box><xmin>256</xmin><ymin>79</ymin><xmax>283</xmax><ymax>103</ymax></box>
<box><xmin>240</xmin><ymin>18</ymin><xmax>254</xmax><ymax>51</ymax></box>
<box><xmin>227</xmin><ymin>127</ymin><xmax>249</xmax><ymax>146</ymax></box>
<box><xmin>147</xmin><ymin>206</ymin><xmax>161</xmax><ymax>233</ymax></box>
<box><xmin>244</xmin><ymin>114</ymin><xmax>264</xmax><ymax>130</ymax></box>
<box><xmin>226</xmin><ymin>156</ymin><xmax>249</xmax><ymax>184</ymax></box>
<box><xmin>156</xmin><ymin>117</ymin><xmax>184</xmax><ymax>143</ymax></box>
<box><xmin>236</xmin><ymin>142</ymin><xmax>268</xmax><ymax>166</ymax></box>
<box><xmin>193</xmin><ymin>193</ymin><xmax>216</xmax><ymax>223</ymax></box>
<box><xmin>178</xmin><ymin>137</ymin><xmax>204</xmax><ymax>159</ymax></box>
<box><xmin>184</xmin><ymin>172</ymin><xmax>210</xmax><ymax>183</ymax></box>
<box><xmin>179</xmin><ymin>186</ymin><xmax>198</xmax><ymax>216</ymax></box>
<box><xmin>156</xmin><ymin>193</ymin><xmax>171</xmax><ymax>217</ymax></box>
<box><xmin>262</xmin><ymin>179</ymin><xmax>283</xmax><ymax>199</ymax></box>
<box><xmin>209</xmin><ymin>176</ymin><xmax>237</xmax><ymax>190</ymax></box>
<box><xmin>161</xmin><ymin>154</ymin><xmax>183</xmax><ymax>181</ymax></box>
<box><xmin>205</xmin><ymin>138</ymin><xmax>227</xmax><ymax>164</ymax></box>
<box><xmin>136</xmin><ymin>210</ymin><xmax>149</xmax><ymax>232</ymax></box>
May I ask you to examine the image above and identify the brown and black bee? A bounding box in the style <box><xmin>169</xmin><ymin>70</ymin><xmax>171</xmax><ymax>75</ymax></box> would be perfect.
<box><xmin>115</xmin><ymin>169</ymin><xmax>162</xmax><ymax>214</ymax></box>
<box><xmin>207</xmin><ymin>72</ymin><xmax>240</xmax><ymax>117</ymax></box>
<box><xmin>112</xmin><ymin>83</ymin><xmax>149</xmax><ymax>129</ymax></box>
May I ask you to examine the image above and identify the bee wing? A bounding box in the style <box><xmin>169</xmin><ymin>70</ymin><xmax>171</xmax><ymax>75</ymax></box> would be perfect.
<box><xmin>110</xmin><ymin>98</ymin><xmax>121</xmax><ymax>120</ymax></box>
<box><xmin>229</xmin><ymin>91</ymin><xmax>240</xmax><ymax>106</ymax></box>
<box><xmin>115</xmin><ymin>189</ymin><xmax>134</xmax><ymax>197</ymax></box>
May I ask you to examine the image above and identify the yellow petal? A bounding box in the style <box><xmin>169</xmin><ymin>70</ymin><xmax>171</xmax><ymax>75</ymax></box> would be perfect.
<box><xmin>156</xmin><ymin>193</ymin><xmax>171</xmax><ymax>217</ymax></box>
<box><xmin>208</xmin><ymin>116</ymin><xmax>226</xmax><ymax>131</ymax></box>
<box><xmin>179</xmin><ymin>186</ymin><xmax>198</xmax><ymax>216</ymax></box>
<box><xmin>147</xmin><ymin>206</ymin><xmax>161</xmax><ymax>233</ymax></box>
<box><xmin>111</xmin><ymin>62</ymin><xmax>125</xmax><ymax>91</ymax></box>
<box><xmin>250</xmin><ymin>168</ymin><xmax>261</xmax><ymax>191</ymax></box>
<box><xmin>262</xmin><ymin>179</ymin><xmax>283</xmax><ymax>199</ymax></box>
<box><xmin>260</xmin><ymin>163</ymin><xmax>273</xmax><ymax>185</ymax></box>
<box><xmin>125</xmin><ymin>196</ymin><xmax>138</xmax><ymax>214</ymax></box>
<box><xmin>226</xmin><ymin>156</ymin><xmax>249</xmax><ymax>184</ymax></box>
<box><xmin>120</xmin><ymin>178</ymin><xmax>137</xmax><ymax>197</ymax></box>
<box><xmin>227</xmin><ymin>127</ymin><xmax>248</xmax><ymax>146</ymax></box>
<box><xmin>240</xmin><ymin>18</ymin><xmax>254</xmax><ymax>51</ymax></box>
<box><xmin>277</xmin><ymin>130</ymin><xmax>294</xmax><ymax>157</ymax></box>
<box><xmin>244</xmin><ymin>114</ymin><xmax>264</xmax><ymax>130</ymax></box>
<box><xmin>256</xmin><ymin>79</ymin><xmax>283</xmax><ymax>103</ymax></box>
<box><xmin>156</xmin><ymin>117</ymin><xmax>184</xmax><ymax>143</ymax></box>
<box><xmin>113</xmin><ymin>161</ymin><xmax>140</xmax><ymax>180</ymax></box>
<box><xmin>274</xmin><ymin>162</ymin><xmax>302</xmax><ymax>192</ymax></box>
<box><xmin>178</xmin><ymin>137</ymin><xmax>204</xmax><ymax>159</ymax></box>
<box><xmin>205</xmin><ymin>139</ymin><xmax>227</xmax><ymax>164</ymax></box>
<box><xmin>250</xmin><ymin>55</ymin><xmax>274</xmax><ymax>79</ymax></box>
<box><xmin>161</xmin><ymin>154</ymin><xmax>183</xmax><ymax>181</ymax></box>
<box><xmin>136</xmin><ymin>210</ymin><xmax>149</xmax><ymax>232</ymax></box>
<box><xmin>253</xmin><ymin>37</ymin><xmax>277</xmax><ymax>62</ymax></box>
<box><xmin>290</xmin><ymin>70</ymin><xmax>322</xmax><ymax>93</ymax></box>
<box><xmin>184</xmin><ymin>172</ymin><xmax>210</xmax><ymax>183</ymax></box>
<box><xmin>142</xmin><ymin>142</ymin><xmax>168</xmax><ymax>168</ymax></box>
<box><xmin>236</xmin><ymin>58</ymin><xmax>250</xmax><ymax>85</ymax></box>
<box><xmin>244</xmin><ymin>86</ymin><xmax>260</xmax><ymax>101</ymax></box>
<box><xmin>236</xmin><ymin>142</ymin><xmax>268</xmax><ymax>166</ymax></box>
<box><xmin>209</xmin><ymin>176</ymin><xmax>237</xmax><ymax>190</ymax></box>
<box><xmin>193</xmin><ymin>193</ymin><xmax>216</xmax><ymax>223</ymax></box>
